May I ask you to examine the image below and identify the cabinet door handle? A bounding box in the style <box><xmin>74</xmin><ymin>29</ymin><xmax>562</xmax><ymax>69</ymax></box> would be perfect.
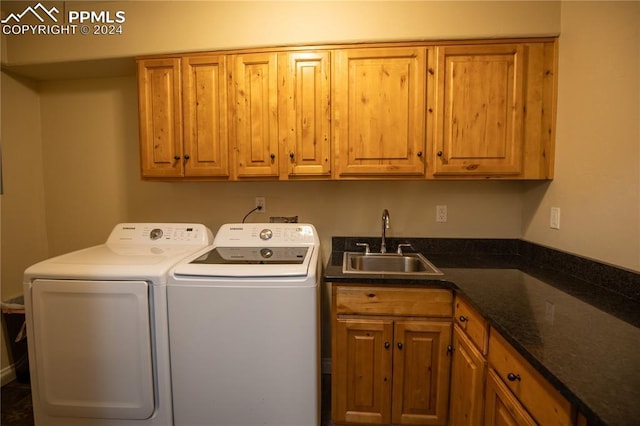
<box><xmin>459</xmin><ymin>315</ymin><xmax>468</xmax><ymax>322</ymax></box>
<box><xmin>270</xmin><ymin>153</ymin><xmax>276</xmax><ymax>160</ymax></box>
<box><xmin>417</xmin><ymin>151</ymin><xmax>423</xmax><ymax>157</ymax></box>
<box><xmin>384</xmin><ymin>341</ymin><xmax>390</xmax><ymax>349</ymax></box>
<box><xmin>289</xmin><ymin>152</ymin><xmax>294</xmax><ymax>159</ymax></box>
<box><xmin>174</xmin><ymin>155</ymin><xmax>181</xmax><ymax>161</ymax></box>
<box><xmin>184</xmin><ymin>154</ymin><xmax>190</xmax><ymax>160</ymax></box>
<box><xmin>507</xmin><ymin>373</ymin><xmax>521</xmax><ymax>382</ymax></box>
<box><xmin>437</xmin><ymin>151</ymin><xmax>443</xmax><ymax>157</ymax></box>
<box><xmin>397</xmin><ymin>342</ymin><xmax>403</xmax><ymax>350</ymax></box>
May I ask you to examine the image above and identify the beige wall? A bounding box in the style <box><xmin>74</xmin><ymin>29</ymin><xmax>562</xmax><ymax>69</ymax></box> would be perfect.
<box><xmin>1</xmin><ymin>0</ymin><xmax>639</xmax><ymax>377</ymax></box>
<box><xmin>2</xmin><ymin>1</ymin><xmax>560</xmax><ymax>66</ymax></box>
<box><xmin>522</xmin><ymin>1</ymin><xmax>640</xmax><ymax>271</ymax></box>
<box><xmin>1</xmin><ymin>72</ymin><xmax>49</xmax><ymax>378</ymax></box>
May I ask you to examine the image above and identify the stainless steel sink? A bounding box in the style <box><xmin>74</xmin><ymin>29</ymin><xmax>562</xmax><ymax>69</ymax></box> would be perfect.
<box><xmin>342</xmin><ymin>252</ymin><xmax>443</xmax><ymax>275</ymax></box>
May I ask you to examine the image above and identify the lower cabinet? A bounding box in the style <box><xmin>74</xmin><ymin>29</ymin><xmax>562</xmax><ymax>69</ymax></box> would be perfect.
<box><xmin>449</xmin><ymin>325</ymin><xmax>486</xmax><ymax>426</ymax></box>
<box><xmin>487</xmin><ymin>330</ymin><xmax>574</xmax><ymax>426</ymax></box>
<box><xmin>332</xmin><ymin>286</ymin><xmax>453</xmax><ymax>425</ymax></box>
<box><xmin>331</xmin><ymin>289</ymin><xmax>578</xmax><ymax>426</ymax></box>
<box><xmin>484</xmin><ymin>369</ymin><xmax>537</xmax><ymax>426</ymax></box>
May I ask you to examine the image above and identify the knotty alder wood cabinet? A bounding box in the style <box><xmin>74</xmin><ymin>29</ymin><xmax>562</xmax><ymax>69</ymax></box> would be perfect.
<box><xmin>487</xmin><ymin>329</ymin><xmax>574</xmax><ymax>426</ymax></box>
<box><xmin>430</xmin><ymin>41</ymin><xmax>557</xmax><ymax>179</ymax></box>
<box><xmin>138</xmin><ymin>55</ymin><xmax>229</xmax><ymax>178</ymax></box>
<box><xmin>449</xmin><ymin>296</ymin><xmax>488</xmax><ymax>426</ymax></box>
<box><xmin>137</xmin><ymin>38</ymin><xmax>557</xmax><ymax>181</ymax></box>
<box><xmin>278</xmin><ymin>51</ymin><xmax>332</xmax><ymax>178</ymax></box>
<box><xmin>229</xmin><ymin>52</ymin><xmax>279</xmax><ymax>178</ymax></box>
<box><xmin>332</xmin><ymin>290</ymin><xmax>581</xmax><ymax>426</ymax></box>
<box><xmin>332</xmin><ymin>47</ymin><xmax>430</xmax><ymax>178</ymax></box>
<box><xmin>332</xmin><ymin>286</ymin><xmax>453</xmax><ymax>425</ymax></box>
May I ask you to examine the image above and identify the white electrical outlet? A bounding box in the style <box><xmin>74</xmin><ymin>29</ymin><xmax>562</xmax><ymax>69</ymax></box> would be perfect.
<box><xmin>550</xmin><ymin>207</ymin><xmax>560</xmax><ymax>229</ymax></box>
<box><xmin>255</xmin><ymin>197</ymin><xmax>266</xmax><ymax>213</ymax></box>
<box><xmin>436</xmin><ymin>205</ymin><xmax>447</xmax><ymax>223</ymax></box>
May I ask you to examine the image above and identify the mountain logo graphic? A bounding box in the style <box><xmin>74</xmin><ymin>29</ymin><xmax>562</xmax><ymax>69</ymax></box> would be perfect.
<box><xmin>1</xmin><ymin>2</ymin><xmax>59</xmax><ymax>24</ymax></box>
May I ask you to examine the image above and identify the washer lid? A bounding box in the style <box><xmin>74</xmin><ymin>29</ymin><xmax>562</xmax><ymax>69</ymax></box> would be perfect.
<box><xmin>190</xmin><ymin>247</ymin><xmax>309</xmax><ymax>265</ymax></box>
<box><xmin>173</xmin><ymin>246</ymin><xmax>314</xmax><ymax>278</ymax></box>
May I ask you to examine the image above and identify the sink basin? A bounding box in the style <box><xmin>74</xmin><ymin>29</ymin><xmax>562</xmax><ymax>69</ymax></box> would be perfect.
<box><xmin>342</xmin><ymin>252</ymin><xmax>443</xmax><ymax>275</ymax></box>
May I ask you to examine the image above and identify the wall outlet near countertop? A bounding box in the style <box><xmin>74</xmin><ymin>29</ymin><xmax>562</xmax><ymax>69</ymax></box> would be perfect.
<box><xmin>436</xmin><ymin>205</ymin><xmax>447</xmax><ymax>223</ymax></box>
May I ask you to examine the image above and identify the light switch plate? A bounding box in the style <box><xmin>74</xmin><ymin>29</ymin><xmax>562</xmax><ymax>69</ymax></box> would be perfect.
<box><xmin>550</xmin><ymin>207</ymin><xmax>560</xmax><ymax>229</ymax></box>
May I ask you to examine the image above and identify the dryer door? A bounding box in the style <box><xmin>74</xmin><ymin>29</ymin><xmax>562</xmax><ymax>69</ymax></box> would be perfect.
<box><xmin>31</xmin><ymin>279</ymin><xmax>154</xmax><ymax>419</ymax></box>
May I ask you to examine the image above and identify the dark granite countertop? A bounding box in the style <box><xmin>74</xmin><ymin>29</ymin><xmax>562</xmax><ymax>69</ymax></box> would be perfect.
<box><xmin>324</xmin><ymin>237</ymin><xmax>640</xmax><ymax>426</ymax></box>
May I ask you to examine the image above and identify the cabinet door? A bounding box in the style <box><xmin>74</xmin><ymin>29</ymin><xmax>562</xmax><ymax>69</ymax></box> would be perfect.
<box><xmin>138</xmin><ymin>58</ymin><xmax>183</xmax><ymax>178</ymax></box>
<box><xmin>392</xmin><ymin>320</ymin><xmax>451</xmax><ymax>425</ymax></box>
<box><xmin>434</xmin><ymin>44</ymin><xmax>524</xmax><ymax>176</ymax></box>
<box><xmin>333</xmin><ymin>318</ymin><xmax>393</xmax><ymax>425</ymax></box>
<box><xmin>278</xmin><ymin>51</ymin><xmax>331</xmax><ymax>178</ymax></box>
<box><xmin>182</xmin><ymin>55</ymin><xmax>229</xmax><ymax>177</ymax></box>
<box><xmin>449</xmin><ymin>325</ymin><xmax>487</xmax><ymax>426</ymax></box>
<box><xmin>230</xmin><ymin>53</ymin><xmax>279</xmax><ymax>178</ymax></box>
<box><xmin>333</xmin><ymin>47</ymin><xmax>427</xmax><ymax>177</ymax></box>
<box><xmin>484</xmin><ymin>369</ymin><xmax>536</xmax><ymax>426</ymax></box>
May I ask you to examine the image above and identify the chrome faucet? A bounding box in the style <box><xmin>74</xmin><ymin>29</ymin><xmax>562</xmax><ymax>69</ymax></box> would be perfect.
<box><xmin>381</xmin><ymin>209</ymin><xmax>390</xmax><ymax>254</ymax></box>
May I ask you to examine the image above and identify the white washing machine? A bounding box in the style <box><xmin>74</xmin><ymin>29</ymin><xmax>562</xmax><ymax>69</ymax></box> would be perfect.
<box><xmin>23</xmin><ymin>223</ymin><xmax>213</xmax><ymax>426</ymax></box>
<box><xmin>168</xmin><ymin>223</ymin><xmax>321</xmax><ymax>426</ymax></box>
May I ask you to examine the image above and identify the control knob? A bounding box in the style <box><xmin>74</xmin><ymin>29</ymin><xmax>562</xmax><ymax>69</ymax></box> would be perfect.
<box><xmin>259</xmin><ymin>229</ymin><xmax>273</xmax><ymax>240</ymax></box>
<box><xmin>150</xmin><ymin>228</ymin><xmax>163</xmax><ymax>240</ymax></box>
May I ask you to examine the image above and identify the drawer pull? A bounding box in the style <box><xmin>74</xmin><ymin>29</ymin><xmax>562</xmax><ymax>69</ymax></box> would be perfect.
<box><xmin>459</xmin><ymin>315</ymin><xmax>468</xmax><ymax>322</ymax></box>
<box><xmin>507</xmin><ymin>373</ymin><xmax>521</xmax><ymax>382</ymax></box>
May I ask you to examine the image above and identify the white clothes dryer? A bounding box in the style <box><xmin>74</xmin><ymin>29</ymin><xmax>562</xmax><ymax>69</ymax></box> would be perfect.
<box><xmin>23</xmin><ymin>223</ymin><xmax>213</xmax><ymax>426</ymax></box>
<box><xmin>168</xmin><ymin>223</ymin><xmax>321</xmax><ymax>426</ymax></box>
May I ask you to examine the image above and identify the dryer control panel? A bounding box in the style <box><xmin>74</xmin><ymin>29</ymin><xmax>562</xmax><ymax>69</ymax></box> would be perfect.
<box><xmin>107</xmin><ymin>223</ymin><xmax>213</xmax><ymax>245</ymax></box>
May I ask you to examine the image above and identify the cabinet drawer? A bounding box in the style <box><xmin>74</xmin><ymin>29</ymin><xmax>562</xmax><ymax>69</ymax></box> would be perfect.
<box><xmin>335</xmin><ymin>286</ymin><xmax>452</xmax><ymax>317</ymax></box>
<box><xmin>488</xmin><ymin>330</ymin><xmax>573</xmax><ymax>426</ymax></box>
<box><xmin>454</xmin><ymin>295</ymin><xmax>488</xmax><ymax>354</ymax></box>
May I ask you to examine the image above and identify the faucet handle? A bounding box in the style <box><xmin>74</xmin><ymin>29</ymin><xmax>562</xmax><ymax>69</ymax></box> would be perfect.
<box><xmin>396</xmin><ymin>243</ymin><xmax>414</xmax><ymax>255</ymax></box>
<box><xmin>355</xmin><ymin>243</ymin><xmax>370</xmax><ymax>254</ymax></box>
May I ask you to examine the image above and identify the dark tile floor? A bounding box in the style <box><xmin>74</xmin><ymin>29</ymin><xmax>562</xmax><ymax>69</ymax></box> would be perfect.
<box><xmin>1</xmin><ymin>375</ymin><xmax>333</xmax><ymax>426</ymax></box>
<box><xmin>1</xmin><ymin>380</ymin><xmax>34</xmax><ymax>426</ymax></box>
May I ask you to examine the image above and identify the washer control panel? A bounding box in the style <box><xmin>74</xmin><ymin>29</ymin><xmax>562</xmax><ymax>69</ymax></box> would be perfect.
<box><xmin>106</xmin><ymin>223</ymin><xmax>213</xmax><ymax>245</ymax></box>
<box><xmin>213</xmin><ymin>223</ymin><xmax>317</xmax><ymax>246</ymax></box>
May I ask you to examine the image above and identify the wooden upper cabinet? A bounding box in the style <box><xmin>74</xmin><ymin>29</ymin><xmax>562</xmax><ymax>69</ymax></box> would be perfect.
<box><xmin>137</xmin><ymin>38</ymin><xmax>557</xmax><ymax>181</ymax></box>
<box><xmin>182</xmin><ymin>55</ymin><xmax>229</xmax><ymax>177</ymax></box>
<box><xmin>433</xmin><ymin>44</ymin><xmax>525</xmax><ymax>176</ymax></box>
<box><xmin>138</xmin><ymin>58</ymin><xmax>183</xmax><ymax>178</ymax></box>
<box><xmin>278</xmin><ymin>51</ymin><xmax>331</xmax><ymax>179</ymax></box>
<box><xmin>230</xmin><ymin>53</ymin><xmax>279</xmax><ymax>178</ymax></box>
<box><xmin>333</xmin><ymin>47</ymin><xmax>427</xmax><ymax>177</ymax></box>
